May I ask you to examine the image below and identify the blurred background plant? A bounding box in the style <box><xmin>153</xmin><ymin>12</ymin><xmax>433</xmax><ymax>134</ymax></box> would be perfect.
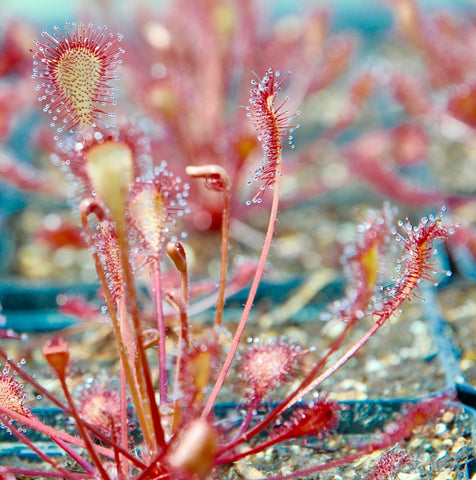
<box><xmin>2</xmin><ymin>0</ymin><xmax>476</xmax><ymax>283</ymax></box>
<box><xmin>0</xmin><ymin>0</ymin><xmax>476</xmax><ymax>478</ymax></box>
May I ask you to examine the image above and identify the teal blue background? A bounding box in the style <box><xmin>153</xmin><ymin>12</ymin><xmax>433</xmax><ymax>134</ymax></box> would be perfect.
<box><xmin>0</xmin><ymin>0</ymin><xmax>475</xmax><ymax>37</ymax></box>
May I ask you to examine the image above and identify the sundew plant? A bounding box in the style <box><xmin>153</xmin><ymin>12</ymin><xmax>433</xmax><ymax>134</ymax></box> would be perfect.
<box><xmin>0</xmin><ymin>1</ymin><xmax>474</xmax><ymax>479</ymax></box>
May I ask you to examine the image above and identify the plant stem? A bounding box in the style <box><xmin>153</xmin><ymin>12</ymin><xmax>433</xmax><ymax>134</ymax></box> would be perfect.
<box><xmin>224</xmin><ymin>313</ymin><xmax>390</xmax><ymax>452</ymax></box>
<box><xmin>0</xmin><ymin>345</ymin><xmax>144</xmax><ymax>468</ymax></box>
<box><xmin>0</xmin><ymin>413</ymin><xmax>93</xmax><ymax>479</ymax></box>
<box><xmin>153</xmin><ymin>256</ymin><xmax>168</xmax><ymax>405</ymax></box>
<box><xmin>54</xmin><ymin>437</ymin><xmax>101</xmax><ymax>477</ymax></box>
<box><xmin>0</xmin><ymin>467</ymin><xmax>91</xmax><ymax>480</ymax></box>
<box><xmin>215</xmin><ymin>186</ymin><xmax>231</xmax><ymax>327</ymax></box>
<box><xmin>0</xmin><ymin>344</ymin><xmax>68</xmax><ymax>411</ymax></box>
<box><xmin>0</xmin><ymin>405</ymin><xmax>114</xmax><ymax>459</ymax></box>
<box><xmin>248</xmin><ymin>449</ymin><xmax>371</xmax><ymax>480</ymax></box>
<box><xmin>58</xmin><ymin>376</ymin><xmax>112</xmax><ymax>480</ymax></box>
<box><xmin>285</xmin><ymin>316</ymin><xmax>386</xmax><ymax>404</ymax></box>
<box><xmin>202</xmin><ymin>176</ymin><xmax>281</xmax><ymax>418</ymax></box>
<box><xmin>167</xmin><ymin>292</ymin><xmax>188</xmax><ymax>434</ymax></box>
<box><xmin>180</xmin><ymin>258</ymin><xmax>189</xmax><ymax>308</ymax></box>
<box><xmin>296</xmin><ymin>314</ymin><xmax>362</xmax><ymax>393</ymax></box>
<box><xmin>116</xmin><ymin>225</ymin><xmax>165</xmax><ymax>450</ymax></box>
<box><xmin>79</xmin><ymin>201</ymin><xmax>154</xmax><ymax>446</ymax></box>
<box><xmin>119</xmin><ymin>362</ymin><xmax>129</xmax><ymax>479</ymax></box>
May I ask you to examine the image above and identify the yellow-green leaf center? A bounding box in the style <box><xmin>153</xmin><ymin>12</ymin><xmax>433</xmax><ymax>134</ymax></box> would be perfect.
<box><xmin>55</xmin><ymin>47</ymin><xmax>102</xmax><ymax>127</ymax></box>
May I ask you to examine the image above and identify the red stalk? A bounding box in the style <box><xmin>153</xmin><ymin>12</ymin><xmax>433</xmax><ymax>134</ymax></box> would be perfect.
<box><xmin>152</xmin><ymin>256</ymin><xmax>168</xmax><ymax>404</ymax></box>
<box><xmin>215</xmin><ymin>185</ymin><xmax>232</xmax><ymax>327</ymax></box>
<box><xmin>0</xmin><ymin>412</ymin><xmax>94</xmax><ymax>478</ymax></box>
<box><xmin>57</xmin><ymin>375</ymin><xmax>112</xmax><ymax>480</ymax></box>
<box><xmin>202</xmin><ymin>174</ymin><xmax>281</xmax><ymax>417</ymax></box>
